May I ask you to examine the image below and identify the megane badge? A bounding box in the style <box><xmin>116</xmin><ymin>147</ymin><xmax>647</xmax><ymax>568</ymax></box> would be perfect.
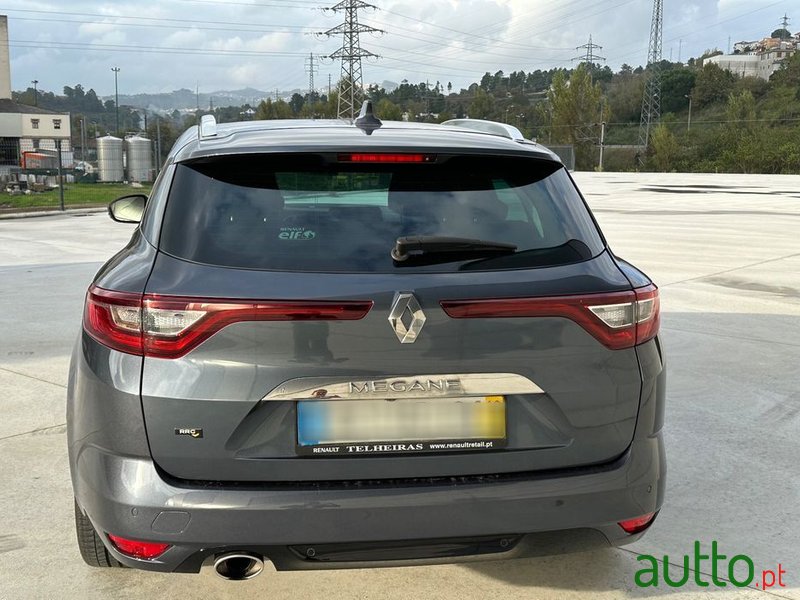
<box><xmin>388</xmin><ymin>292</ymin><xmax>426</xmax><ymax>344</ymax></box>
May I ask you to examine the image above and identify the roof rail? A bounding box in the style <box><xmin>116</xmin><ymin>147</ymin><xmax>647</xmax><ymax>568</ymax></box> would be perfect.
<box><xmin>199</xmin><ymin>114</ymin><xmax>218</xmax><ymax>139</ymax></box>
<box><xmin>440</xmin><ymin>118</ymin><xmax>525</xmax><ymax>142</ymax></box>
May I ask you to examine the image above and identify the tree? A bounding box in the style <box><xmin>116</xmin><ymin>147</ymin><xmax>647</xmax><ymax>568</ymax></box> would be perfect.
<box><xmin>770</xmin><ymin>52</ymin><xmax>800</xmax><ymax>90</ymax></box>
<box><xmin>606</xmin><ymin>73</ymin><xmax>643</xmax><ymax>124</ymax></box>
<box><xmin>692</xmin><ymin>63</ymin><xmax>736</xmax><ymax>108</ymax></box>
<box><xmin>84</xmin><ymin>89</ymin><xmax>104</xmax><ymax>112</ymax></box>
<box><xmin>289</xmin><ymin>93</ymin><xmax>305</xmax><ymax>115</ymax></box>
<box><xmin>255</xmin><ymin>99</ymin><xmax>274</xmax><ymax>120</ymax></box>
<box><xmin>735</xmin><ymin>76</ymin><xmax>769</xmax><ymax>100</ymax></box>
<box><xmin>650</xmin><ymin>124</ymin><xmax>679</xmax><ymax>171</ymax></box>
<box><xmin>726</xmin><ymin>90</ymin><xmax>756</xmax><ymax>125</ymax></box>
<box><xmin>771</xmin><ymin>28</ymin><xmax>791</xmax><ymax>40</ymax></box>
<box><xmin>718</xmin><ymin>90</ymin><xmax>760</xmax><ymax>173</ymax></box>
<box><xmin>376</xmin><ymin>98</ymin><xmax>402</xmax><ymax>121</ymax></box>
<box><xmin>468</xmin><ymin>88</ymin><xmax>495</xmax><ymax>119</ymax></box>
<box><xmin>546</xmin><ymin>64</ymin><xmax>608</xmax><ymax>169</ymax></box>
<box><xmin>146</xmin><ymin>118</ymin><xmax>179</xmax><ymax>162</ymax></box>
<box><xmin>660</xmin><ymin>68</ymin><xmax>696</xmax><ymax>113</ymax></box>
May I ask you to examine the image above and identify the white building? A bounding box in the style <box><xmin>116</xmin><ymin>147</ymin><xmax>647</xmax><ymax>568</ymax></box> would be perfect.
<box><xmin>0</xmin><ymin>15</ymin><xmax>72</xmax><ymax>174</ymax></box>
<box><xmin>704</xmin><ymin>54</ymin><xmax>762</xmax><ymax>78</ymax></box>
<box><xmin>706</xmin><ymin>40</ymin><xmax>797</xmax><ymax>80</ymax></box>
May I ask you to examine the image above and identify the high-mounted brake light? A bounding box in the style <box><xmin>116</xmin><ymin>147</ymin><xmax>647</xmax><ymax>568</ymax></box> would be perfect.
<box><xmin>440</xmin><ymin>285</ymin><xmax>659</xmax><ymax>350</ymax></box>
<box><xmin>338</xmin><ymin>153</ymin><xmax>432</xmax><ymax>163</ymax></box>
<box><xmin>107</xmin><ymin>534</ymin><xmax>171</xmax><ymax>560</ymax></box>
<box><xmin>83</xmin><ymin>286</ymin><xmax>373</xmax><ymax>359</ymax></box>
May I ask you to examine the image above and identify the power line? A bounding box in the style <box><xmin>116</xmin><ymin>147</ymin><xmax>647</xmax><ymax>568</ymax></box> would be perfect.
<box><xmin>638</xmin><ymin>0</ymin><xmax>663</xmax><ymax>164</ymax></box>
<box><xmin>362</xmin><ymin>0</ymin><xmax>638</xmax><ymax>75</ymax></box>
<box><xmin>376</xmin><ymin>4</ymin><xmax>575</xmax><ymax>52</ymax></box>
<box><xmin>322</xmin><ymin>0</ymin><xmax>382</xmax><ymax>120</ymax></box>
<box><xmin>8</xmin><ymin>39</ymin><xmax>309</xmax><ymax>58</ymax></box>
<box><xmin>177</xmin><ymin>0</ymin><xmax>320</xmax><ymax>6</ymax></box>
<box><xmin>10</xmin><ymin>15</ymin><xmax>312</xmax><ymax>36</ymax></box>
<box><xmin>368</xmin><ymin>0</ymin><xmax>637</xmax><ymax>61</ymax></box>
<box><xmin>603</xmin><ymin>1</ymin><xmax>785</xmax><ymax>67</ymax></box>
<box><xmin>0</xmin><ymin>7</ymin><xmax>316</xmax><ymax>31</ymax></box>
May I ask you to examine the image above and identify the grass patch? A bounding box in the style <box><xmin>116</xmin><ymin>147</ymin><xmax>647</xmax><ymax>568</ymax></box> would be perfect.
<box><xmin>0</xmin><ymin>183</ymin><xmax>153</xmax><ymax>211</ymax></box>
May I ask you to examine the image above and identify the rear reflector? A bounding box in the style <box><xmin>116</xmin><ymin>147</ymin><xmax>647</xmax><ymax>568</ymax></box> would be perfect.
<box><xmin>618</xmin><ymin>512</ymin><xmax>658</xmax><ymax>534</ymax></box>
<box><xmin>107</xmin><ymin>534</ymin><xmax>170</xmax><ymax>560</ymax></box>
<box><xmin>440</xmin><ymin>285</ymin><xmax>659</xmax><ymax>350</ymax></box>
<box><xmin>338</xmin><ymin>153</ymin><xmax>431</xmax><ymax>163</ymax></box>
<box><xmin>84</xmin><ymin>286</ymin><xmax>373</xmax><ymax>359</ymax></box>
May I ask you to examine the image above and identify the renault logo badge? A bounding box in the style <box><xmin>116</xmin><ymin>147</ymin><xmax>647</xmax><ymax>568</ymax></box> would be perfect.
<box><xmin>388</xmin><ymin>293</ymin><xmax>426</xmax><ymax>344</ymax></box>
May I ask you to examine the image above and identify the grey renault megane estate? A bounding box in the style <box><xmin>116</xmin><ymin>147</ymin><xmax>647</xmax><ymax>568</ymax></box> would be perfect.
<box><xmin>68</xmin><ymin>104</ymin><xmax>666</xmax><ymax>580</ymax></box>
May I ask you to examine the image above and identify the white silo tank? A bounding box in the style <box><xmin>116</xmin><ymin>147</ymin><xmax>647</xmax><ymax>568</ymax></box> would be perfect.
<box><xmin>125</xmin><ymin>135</ymin><xmax>154</xmax><ymax>182</ymax></box>
<box><xmin>97</xmin><ymin>136</ymin><xmax>124</xmax><ymax>182</ymax></box>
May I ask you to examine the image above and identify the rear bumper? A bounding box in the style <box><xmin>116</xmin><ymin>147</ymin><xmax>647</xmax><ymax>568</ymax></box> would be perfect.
<box><xmin>72</xmin><ymin>430</ymin><xmax>665</xmax><ymax>572</ymax></box>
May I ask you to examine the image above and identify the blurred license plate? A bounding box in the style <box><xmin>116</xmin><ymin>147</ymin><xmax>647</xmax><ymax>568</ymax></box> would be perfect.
<box><xmin>297</xmin><ymin>396</ymin><xmax>506</xmax><ymax>456</ymax></box>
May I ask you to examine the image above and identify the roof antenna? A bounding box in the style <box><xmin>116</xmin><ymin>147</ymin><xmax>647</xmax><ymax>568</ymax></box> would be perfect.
<box><xmin>354</xmin><ymin>100</ymin><xmax>382</xmax><ymax>135</ymax></box>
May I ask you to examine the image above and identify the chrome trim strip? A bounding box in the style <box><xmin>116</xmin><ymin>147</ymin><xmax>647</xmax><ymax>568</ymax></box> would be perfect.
<box><xmin>262</xmin><ymin>373</ymin><xmax>544</xmax><ymax>401</ymax></box>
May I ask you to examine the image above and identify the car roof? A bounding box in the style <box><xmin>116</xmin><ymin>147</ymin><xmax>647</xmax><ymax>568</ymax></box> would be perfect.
<box><xmin>169</xmin><ymin>119</ymin><xmax>561</xmax><ymax>164</ymax></box>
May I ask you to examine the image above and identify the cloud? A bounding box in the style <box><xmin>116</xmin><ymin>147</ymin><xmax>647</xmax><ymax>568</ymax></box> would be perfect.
<box><xmin>4</xmin><ymin>0</ymin><xmax>787</xmax><ymax>96</ymax></box>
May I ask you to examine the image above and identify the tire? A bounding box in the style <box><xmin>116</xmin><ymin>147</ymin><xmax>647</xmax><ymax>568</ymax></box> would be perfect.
<box><xmin>74</xmin><ymin>499</ymin><xmax>124</xmax><ymax>568</ymax></box>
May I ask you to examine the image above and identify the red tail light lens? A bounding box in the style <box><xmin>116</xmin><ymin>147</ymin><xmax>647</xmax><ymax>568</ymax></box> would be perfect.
<box><xmin>338</xmin><ymin>153</ymin><xmax>431</xmax><ymax>163</ymax></box>
<box><xmin>84</xmin><ymin>287</ymin><xmax>144</xmax><ymax>355</ymax></box>
<box><xmin>84</xmin><ymin>285</ymin><xmax>373</xmax><ymax>359</ymax></box>
<box><xmin>618</xmin><ymin>512</ymin><xmax>658</xmax><ymax>534</ymax></box>
<box><xmin>440</xmin><ymin>285</ymin><xmax>659</xmax><ymax>350</ymax></box>
<box><xmin>107</xmin><ymin>534</ymin><xmax>171</xmax><ymax>560</ymax></box>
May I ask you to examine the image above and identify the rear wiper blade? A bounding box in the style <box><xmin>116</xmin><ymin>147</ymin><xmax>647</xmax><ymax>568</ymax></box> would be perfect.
<box><xmin>391</xmin><ymin>236</ymin><xmax>517</xmax><ymax>262</ymax></box>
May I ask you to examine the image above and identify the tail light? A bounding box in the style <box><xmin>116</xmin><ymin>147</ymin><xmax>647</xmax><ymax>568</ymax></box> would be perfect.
<box><xmin>440</xmin><ymin>285</ymin><xmax>659</xmax><ymax>350</ymax></box>
<box><xmin>84</xmin><ymin>286</ymin><xmax>373</xmax><ymax>359</ymax></box>
<box><xmin>107</xmin><ymin>534</ymin><xmax>170</xmax><ymax>560</ymax></box>
<box><xmin>618</xmin><ymin>512</ymin><xmax>658</xmax><ymax>534</ymax></box>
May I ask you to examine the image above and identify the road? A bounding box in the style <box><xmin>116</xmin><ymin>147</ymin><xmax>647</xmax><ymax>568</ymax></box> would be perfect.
<box><xmin>1</xmin><ymin>171</ymin><xmax>799</xmax><ymax>599</ymax></box>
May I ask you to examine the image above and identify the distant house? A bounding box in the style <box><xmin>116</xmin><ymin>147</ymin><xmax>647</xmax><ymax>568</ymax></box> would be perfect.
<box><xmin>733</xmin><ymin>40</ymin><xmax>759</xmax><ymax>54</ymax></box>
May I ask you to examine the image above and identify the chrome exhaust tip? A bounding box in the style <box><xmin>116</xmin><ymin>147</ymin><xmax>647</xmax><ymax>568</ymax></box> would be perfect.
<box><xmin>213</xmin><ymin>552</ymin><xmax>264</xmax><ymax>581</ymax></box>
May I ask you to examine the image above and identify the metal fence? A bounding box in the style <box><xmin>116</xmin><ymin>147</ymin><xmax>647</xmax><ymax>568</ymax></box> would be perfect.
<box><xmin>0</xmin><ymin>136</ymin><xmax>154</xmax><ymax>213</ymax></box>
<box><xmin>542</xmin><ymin>144</ymin><xmax>576</xmax><ymax>170</ymax></box>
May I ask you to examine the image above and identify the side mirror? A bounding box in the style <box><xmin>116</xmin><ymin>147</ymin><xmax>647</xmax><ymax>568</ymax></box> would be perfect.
<box><xmin>108</xmin><ymin>194</ymin><xmax>147</xmax><ymax>224</ymax></box>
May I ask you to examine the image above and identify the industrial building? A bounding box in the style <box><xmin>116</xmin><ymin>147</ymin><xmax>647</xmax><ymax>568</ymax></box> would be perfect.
<box><xmin>0</xmin><ymin>13</ymin><xmax>154</xmax><ymax>186</ymax></box>
<box><xmin>0</xmin><ymin>15</ymin><xmax>72</xmax><ymax>177</ymax></box>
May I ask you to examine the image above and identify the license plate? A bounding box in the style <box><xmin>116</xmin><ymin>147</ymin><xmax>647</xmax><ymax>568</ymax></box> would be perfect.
<box><xmin>297</xmin><ymin>396</ymin><xmax>506</xmax><ymax>456</ymax></box>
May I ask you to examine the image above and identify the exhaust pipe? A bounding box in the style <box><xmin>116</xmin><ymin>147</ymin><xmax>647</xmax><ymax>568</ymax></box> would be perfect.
<box><xmin>213</xmin><ymin>552</ymin><xmax>264</xmax><ymax>581</ymax></box>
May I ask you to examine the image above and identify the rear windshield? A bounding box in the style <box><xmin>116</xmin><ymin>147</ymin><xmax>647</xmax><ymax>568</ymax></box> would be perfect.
<box><xmin>159</xmin><ymin>154</ymin><xmax>604</xmax><ymax>272</ymax></box>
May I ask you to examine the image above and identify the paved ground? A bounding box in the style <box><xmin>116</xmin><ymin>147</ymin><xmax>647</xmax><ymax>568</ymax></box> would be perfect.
<box><xmin>1</xmin><ymin>172</ymin><xmax>798</xmax><ymax>599</ymax></box>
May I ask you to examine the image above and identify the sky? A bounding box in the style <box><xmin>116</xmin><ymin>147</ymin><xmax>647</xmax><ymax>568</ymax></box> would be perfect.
<box><xmin>3</xmin><ymin>0</ymin><xmax>795</xmax><ymax>97</ymax></box>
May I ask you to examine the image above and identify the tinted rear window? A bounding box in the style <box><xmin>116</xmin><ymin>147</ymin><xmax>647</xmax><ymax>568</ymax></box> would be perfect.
<box><xmin>159</xmin><ymin>154</ymin><xmax>604</xmax><ymax>272</ymax></box>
